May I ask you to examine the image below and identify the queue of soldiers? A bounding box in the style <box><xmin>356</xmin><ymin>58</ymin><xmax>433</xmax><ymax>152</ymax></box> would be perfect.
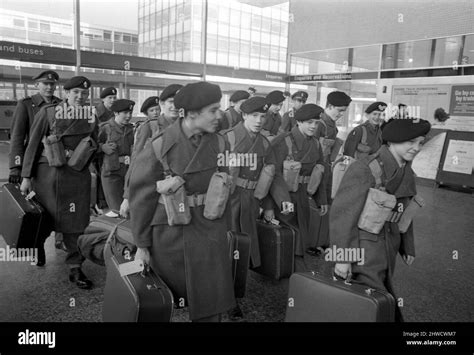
<box><xmin>8</xmin><ymin>69</ymin><xmax>431</xmax><ymax>322</ymax></box>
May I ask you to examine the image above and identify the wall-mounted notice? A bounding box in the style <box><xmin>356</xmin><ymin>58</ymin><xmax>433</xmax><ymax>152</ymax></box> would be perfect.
<box><xmin>441</xmin><ymin>139</ymin><xmax>474</xmax><ymax>175</ymax></box>
<box><xmin>450</xmin><ymin>85</ymin><xmax>474</xmax><ymax>116</ymax></box>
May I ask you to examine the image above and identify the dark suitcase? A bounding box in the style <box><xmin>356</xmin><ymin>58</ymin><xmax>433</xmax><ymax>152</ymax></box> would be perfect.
<box><xmin>252</xmin><ymin>220</ymin><xmax>295</xmax><ymax>280</ymax></box>
<box><xmin>310</xmin><ymin>200</ymin><xmax>330</xmax><ymax>248</ymax></box>
<box><xmin>0</xmin><ymin>183</ymin><xmax>44</xmax><ymax>248</ymax></box>
<box><xmin>227</xmin><ymin>231</ymin><xmax>251</xmax><ymax>298</ymax></box>
<box><xmin>100</xmin><ymin>216</ymin><xmax>174</xmax><ymax>322</ymax></box>
<box><xmin>285</xmin><ymin>272</ymin><xmax>395</xmax><ymax>322</ymax></box>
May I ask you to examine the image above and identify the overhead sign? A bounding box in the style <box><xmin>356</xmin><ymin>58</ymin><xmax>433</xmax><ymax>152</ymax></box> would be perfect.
<box><xmin>290</xmin><ymin>71</ymin><xmax>377</xmax><ymax>82</ymax></box>
<box><xmin>0</xmin><ymin>40</ymin><xmax>287</xmax><ymax>82</ymax></box>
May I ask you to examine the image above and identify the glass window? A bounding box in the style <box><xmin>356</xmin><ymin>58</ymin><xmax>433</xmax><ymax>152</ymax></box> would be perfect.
<box><xmin>192</xmin><ymin>48</ymin><xmax>201</xmax><ymax>62</ymax></box>
<box><xmin>218</xmin><ymin>23</ymin><xmax>229</xmax><ymax>36</ymax></box>
<box><xmin>207</xmin><ymin>50</ymin><xmax>217</xmax><ymax>64</ymax></box>
<box><xmin>123</xmin><ymin>34</ymin><xmax>131</xmax><ymax>43</ymax></box>
<box><xmin>13</xmin><ymin>18</ymin><xmax>25</xmax><ymax>27</ymax></box>
<box><xmin>252</xmin><ymin>14</ymin><xmax>261</xmax><ymax>29</ymax></box>
<box><xmin>40</xmin><ymin>22</ymin><xmax>50</xmax><ymax>32</ymax></box>
<box><xmin>208</xmin><ymin>3</ymin><xmax>218</xmax><ymax>20</ymax></box>
<box><xmin>104</xmin><ymin>31</ymin><xmax>112</xmax><ymax>41</ymax></box>
<box><xmin>207</xmin><ymin>34</ymin><xmax>218</xmax><ymax>50</ymax></box>
<box><xmin>240</xmin><ymin>56</ymin><xmax>250</xmax><ymax>68</ymax></box>
<box><xmin>396</xmin><ymin>40</ymin><xmax>432</xmax><ymax>69</ymax></box>
<box><xmin>251</xmin><ymin>42</ymin><xmax>260</xmax><ymax>56</ymax></box>
<box><xmin>260</xmin><ymin>44</ymin><xmax>270</xmax><ymax>57</ymax></box>
<box><xmin>433</xmin><ymin>36</ymin><xmax>463</xmax><ymax>67</ymax></box>
<box><xmin>219</xmin><ymin>6</ymin><xmax>230</xmax><ymax>23</ymax></box>
<box><xmin>250</xmin><ymin>56</ymin><xmax>260</xmax><ymax>69</ymax></box>
<box><xmin>261</xmin><ymin>32</ymin><xmax>270</xmax><ymax>44</ymax></box>
<box><xmin>241</xmin><ymin>29</ymin><xmax>251</xmax><ymax>40</ymax></box>
<box><xmin>230</xmin><ymin>26</ymin><xmax>240</xmax><ymax>38</ymax></box>
<box><xmin>260</xmin><ymin>58</ymin><xmax>269</xmax><ymax>71</ymax></box>
<box><xmin>229</xmin><ymin>39</ymin><xmax>240</xmax><ymax>53</ymax></box>
<box><xmin>218</xmin><ymin>37</ymin><xmax>229</xmax><ymax>52</ymax></box>
<box><xmin>462</xmin><ymin>34</ymin><xmax>474</xmax><ymax>65</ymax></box>
<box><xmin>241</xmin><ymin>12</ymin><xmax>251</xmax><ymax>28</ymax></box>
<box><xmin>269</xmin><ymin>60</ymin><xmax>279</xmax><ymax>72</ymax></box>
<box><xmin>261</xmin><ymin>17</ymin><xmax>271</xmax><ymax>32</ymax></box>
<box><xmin>240</xmin><ymin>40</ymin><xmax>250</xmax><ymax>55</ymax></box>
<box><xmin>352</xmin><ymin>45</ymin><xmax>380</xmax><ymax>72</ymax></box>
<box><xmin>229</xmin><ymin>53</ymin><xmax>239</xmax><ymax>67</ymax></box>
<box><xmin>132</xmin><ymin>35</ymin><xmax>138</xmax><ymax>44</ymax></box>
<box><xmin>28</xmin><ymin>20</ymin><xmax>38</xmax><ymax>30</ymax></box>
<box><xmin>271</xmin><ymin>20</ymin><xmax>281</xmax><ymax>34</ymax></box>
<box><xmin>217</xmin><ymin>52</ymin><xmax>228</xmax><ymax>66</ymax></box>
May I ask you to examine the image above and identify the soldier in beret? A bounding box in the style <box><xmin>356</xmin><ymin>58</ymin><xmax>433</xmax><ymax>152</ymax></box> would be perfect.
<box><xmin>8</xmin><ymin>70</ymin><xmax>62</xmax><ymax>264</ymax></box>
<box><xmin>9</xmin><ymin>70</ymin><xmax>61</xmax><ymax>185</ymax></box>
<box><xmin>280</xmin><ymin>91</ymin><xmax>308</xmax><ymax>133</ymax></box>
<box><xmin>222</xmin><ymin>90</ymin><xmax>250</xmax><ymax>129</ymax></box>
<box><xmin>331</xmin><ymin>118</ymin><xmax>431</xmax><ymax>321</ymax></box>
<box><xmin>265</xmin><ymin>104</ymin><xmax>328</xmax><ymax>272</ymax></box>
<box><xmin>309</xmin><ymin>91</ymin><xmax>352</xmax><ymax>256</ymax></box>
<box><xmin>20</xmin><ymin>76</ymin><xmax>98</xmax><ymax>289</ymax></box>
<box><xmin>247</xmin><ymin>87</ymin><xmax>256</xmax><ymax>97</ymax></box>
<box><xmin>96</xmin><ymin>87</ymin><xmax>117</xmax><ymax>124</ymax></box>
<box><xmin>120</xmin><ymin>85</ymin><xmax>182</xmax><ymax>217</ymax></box>
<box><xmin>129</xmin><ymin>81</ymin><xmax>235</xmax><ymax>322</ymax></box>
<box><xmin>98</xmin><ymin>99</ymin><xmax>135</xmax><ymax>217</ymax></box>
<box><xmin>343</xmin><ymin>101</ymin><xmax>387</xmax><ymax>159</ymax></box>
<box><xmin>223</xmin><ymin>96</ymin><xmax>292</xmax><ymax>320</ymax></box>
<box><xmin>261</xmin><ymin>90</ymin><xmax>285</xmax><ymax>140</ymax></box>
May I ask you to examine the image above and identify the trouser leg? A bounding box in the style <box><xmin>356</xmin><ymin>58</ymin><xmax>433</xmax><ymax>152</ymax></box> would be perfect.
<box><xmin>62</xmin><ymin>232</ymin><xmax>85</xmax><ymax>267</ymax></box>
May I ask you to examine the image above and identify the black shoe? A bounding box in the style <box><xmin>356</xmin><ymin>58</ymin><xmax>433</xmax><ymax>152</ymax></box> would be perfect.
<box><xmin>36</xmin><ymin>246</ymin><xmax>46</xmax><ymax>267</ymax></box>
<box><xmin>306</xmin><ymin>247</ymin><xmax>320</xmax><ymax>257</ymax></box>
<box><xmin>228</xmin><ymin>305</ymin><xmax>244</xmax><ymax>321</ymax></box>
<box><xmin>69</xmin><ymin>268</ymin><xmax>93</xmax><ymax>289</ymax></box>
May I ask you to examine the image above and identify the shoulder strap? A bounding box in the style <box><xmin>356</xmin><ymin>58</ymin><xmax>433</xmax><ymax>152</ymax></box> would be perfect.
<box><xmin>151</xmin><ymin>136</ymin><xmax>171</xmax><ymax>175</ymax></box>
<box><xmin>217</xmin><ymin>133</ymin><xmax>225</xmax><ymax>153</ymax></box>
<box><xmin>227</xmin><ymin>130</ymin><xmax>236</xmax><ymax>152</ymax></box>
<box><xmin>285</xmin><ymin>135</ymin><xmax>293</xmax><ymax>159</ymax></box>
<box><xmin>368</xmin><ymin>158</ymin><xmax>383</xmax><ymax>189</ymax></box>
<box><xmin>361</xmin><ymin>125</ymin><xmax>368</xmax><ymax>145</ymax></box>
<box><xmin>319</xmin><ymin>119</ymin><xmax>328</xmax><ymax>137</ymax></box>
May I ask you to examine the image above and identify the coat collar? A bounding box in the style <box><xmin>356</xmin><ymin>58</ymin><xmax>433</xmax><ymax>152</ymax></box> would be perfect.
<box><xmin>31</xmin><ymin>93</ymin><xmax>60</xmax><ymax>107</ymax></box>
<box><xmin>161</xmin><ymin>118</ymin><xmax>221</xmax><ymax>175</ymax></box>
<box><xmin>232</xmin><ymin>122</ymin><xmax>265</xmax><ymax>155</ymax></box>
<box><xmin>377</xmin><ymin>145</ymin><xmax>417</xmax><ymax>197</ymax></box>
<box><xmin>290</xmin><ymin>125</ymin><xmax>312</xmax><ymax>152</ymax></box>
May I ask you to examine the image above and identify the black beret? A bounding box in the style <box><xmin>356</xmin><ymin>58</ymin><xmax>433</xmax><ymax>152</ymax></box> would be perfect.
<box><xmin>283</xmin><ymin>91</ymin><xmax>291</xmax><ymax>97</ymax></box>
<box><xmin>382</xmin><ymin>118</ymin><xmax>431</xmax><ymax>143</ymax></box>
<box><xmin>160</xmin><ymin>84</ymin><xmax>183</xmax><ymax>101</ymax></box>
<box><xmin>291</xmin><ymin>91</ymin><xmax>308</xmax><ymax>102</ymax></box>
<box><xmin>174</xmin><ymin>81</ymin><xmax>222</xmax><ymax>111</ymax></box>
<box><xmin>240</xmin><ymin>97</ymin><xmax>270</xmax><ymax>114</ymax></box>
<box><xmin>365</xmin><ymin>101</ymin><xmax>387</xmax><ymax>114</ymax></box>
<box><xmin>327</xmin><ymin>91</ymin><xmax>352</xmax><ymax>107</ymax></box>
<box><xmin>266</xmin><ymin>90</ymin><xmax>285</xmax><ymax>105</ymax></box>
<box><xmin>295</xmin><ymin>104</ymin><xmax>324</xmax><ymax>122</ymax></box>
<box><xmin>111</xmin><ymin>99</ymin><xmax>135</xmax><ymax>113</ymax></box>
<box><xmin>32</xmin><ymin>70</ymin><xmax>59</xmax><ymax>82</ymax></box>
<box><xmin>64</xmin><ymin>76</ymin><xmax>91</xmax><ymax>90</ymax></box>
<box><xmin>140</xmin><ymin>96</ymin><xmax>160</xmax><ymax>114</ymax></box>
<box><xmin>230</xmin><ymin>90</ymin><xmax>250</xmax><ymax>103</ymax></box>
<box><xmin>248</xmin><ymin>87</ymin><xmax>256</xmax><ymax>93</ymax></box>
<box><xmin>100</xmin><ymin>87</ymin><xmax>117</xmax><ymax>99</ymax></box>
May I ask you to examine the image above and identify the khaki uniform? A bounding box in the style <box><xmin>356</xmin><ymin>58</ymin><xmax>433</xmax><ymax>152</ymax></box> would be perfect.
<box><xmin>330</xmin><ymin>145</ymin><xmax>417</xmax><ymax>320</ymax></box>
<box><xmin>270</xmin><ymin>127</ymin><xmax>328</xmax><ymax>271</ymax></box>
<box><xmin>98</xmin><ymin>119</ymin><xmax>134</xmax><ymax>211</ymax></box>
<box><xmin>128</xmin><ymin>118</ymin><xmax>236</xmax><ymax>320</ymax></box>
<box><xmin>343</xmin><ymin>120</ymin><xmax>383</xmax><ymax>159</ymax></box>
<box><xmin>223</xmin><ymin>122</ymin><xmax>290</xmax><ymax>268</ymax></box>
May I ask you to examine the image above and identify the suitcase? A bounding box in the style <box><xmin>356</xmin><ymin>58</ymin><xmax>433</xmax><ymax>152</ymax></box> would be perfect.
<box><xmin>285</xmin><ymin>272</ymin><xmax>395</xmax><ymax>322</ymax></box>
<box><xmin>310</xmin><ymin>201</ymin><xmax>330</xmax><ymax>248</ymax></box>
<box><xmin>227</xmin><ymin>231</ymin><xmax>251</xmax><ymax>298</ymax></box>
<box><xmin>0</xmin><ymin>183</ymin><xmax>45</xmax><ymax>248</ymax></box>
<box><xmin>251</xmin><ymin>220</ymin><xmax>295</xmax><ymax>280</ymax></box>
<box><xmin>100</xmin><ymin>216</ymin><xmax>174</xmax><ymax>322</ymax></box>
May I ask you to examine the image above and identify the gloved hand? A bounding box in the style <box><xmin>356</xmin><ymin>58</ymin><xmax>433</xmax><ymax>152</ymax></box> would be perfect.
<box><xmin>9</xmin><ymin>168</ymin><xmax>22</xmax><ymax>184</ymax></box>
<box><xmin>101</xmin><ymin>142</ymin><xmax>117</xmax><ymax>155</ymax></box>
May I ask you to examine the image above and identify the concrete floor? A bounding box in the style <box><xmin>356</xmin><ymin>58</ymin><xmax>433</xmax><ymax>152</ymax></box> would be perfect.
<box><xmin>0</xmin><ymin>140</ymin><xmax>473</xmax><ymax>322</ymax></box>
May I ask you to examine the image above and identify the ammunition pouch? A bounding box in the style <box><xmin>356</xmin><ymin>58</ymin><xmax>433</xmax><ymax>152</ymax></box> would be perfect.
<box><xmin>42</xmin><ymin>135</ymin><xmax>67</xmax><ymax>167</ymax></box>
<box><xmin>156</xmin><ymin>175</ymin><xmax>191</xmax><ymax>226</ymax></box>
<box><xmin>358</xmin><ymin>188</ymin><xmax>397</xmax><ymax>234</ymax></box>
<box><xmin>307</xmin><ymin>163</ymin><xmax>325</xmax><ymax>195</ymax></box>
<box><xmin>203</xmin><ymin>172</ymin><xmax>232</xmax><ymax>220</ymax></box>
<box><xmin>283</xmin><ymin>160</ymin><xmax>302</xmax><ymax>192</ymax></box>
<box><xmin>68</xmin><ymin>136</ymin><xmax>97</xmax><ymax>171</ymax></box>
<box><xmin>319</xmin><ymin>137</ymin><xmax>335</xmax><ymax>157</ymax></box>
<box><xmin>398</xmin><ymin>195</ymin><xmax>425</xmax><ymax>233</ymax></box>
<box><xmin>103</xmin><ymin>151</ymin><xmax>121</xmax><ymax>172</ymax></box>
<box><xmin>254</xmin><ymin>164</ymin><xmax>275</xmax><ymax>200</ymax></box>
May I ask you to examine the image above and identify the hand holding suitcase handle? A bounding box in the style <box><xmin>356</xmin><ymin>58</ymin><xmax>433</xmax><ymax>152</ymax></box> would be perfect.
<box><xmin>334</xmin><ymin>263</ymin><xmax>352</xmax><ymax>283</ymax></box>
<box><xmin>20</xmin><ymin>178</ymin><xmax>32</xmax><ymax>195</ymax></box>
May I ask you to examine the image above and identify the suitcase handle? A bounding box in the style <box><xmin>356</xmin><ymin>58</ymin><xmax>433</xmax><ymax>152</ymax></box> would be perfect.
<box><xmin>331</xmin><ymin>270</ymin><xmax>353</xmax><ymax>285</ymax></box>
